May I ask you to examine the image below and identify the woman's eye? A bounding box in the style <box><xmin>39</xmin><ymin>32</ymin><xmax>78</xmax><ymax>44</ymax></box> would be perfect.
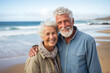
<box><xmin>52</xmin><ymin>32</ymin><xmax>55</xmax><ymax>35</ymax></box>
<box><xmin>46</xmin><ymin>33</ymin><xmax>49</xmax><ymax>36</ymax></box>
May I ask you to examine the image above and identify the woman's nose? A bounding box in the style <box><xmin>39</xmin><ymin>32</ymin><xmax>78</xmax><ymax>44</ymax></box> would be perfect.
<box><xmin>50</xmin><ymin>34</ymin><xmax>54</xmax><ymax>39</ymax></box>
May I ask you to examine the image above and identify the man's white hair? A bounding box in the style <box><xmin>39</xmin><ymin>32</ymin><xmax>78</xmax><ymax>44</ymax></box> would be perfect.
<box><xmin>53</xmin><ymin>7</ymin><xmax>73</xmax><ymax>20</ymax></box>
<box><xmin>37</xmin><ymin>19</ymin><xmax>57</xmax><ymax>36</ymax></box>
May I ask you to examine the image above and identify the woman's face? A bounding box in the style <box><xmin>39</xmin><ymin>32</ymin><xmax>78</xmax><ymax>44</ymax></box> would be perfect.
<box><xmin>41</xmin><ymin>26</ymin><xmax>58</xmax><ymax>48</ymax></box>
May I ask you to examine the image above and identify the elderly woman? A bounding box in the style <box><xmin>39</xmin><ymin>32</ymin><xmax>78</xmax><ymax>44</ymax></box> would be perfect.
<box><xmin>24</xmin><ymin>20</ymin><xmax>61</xmax><ymax>73</ymax></box>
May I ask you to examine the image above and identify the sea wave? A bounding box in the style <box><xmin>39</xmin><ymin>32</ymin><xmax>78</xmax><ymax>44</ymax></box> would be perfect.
<box><xmin>0</xmin><ymin>21</ymin><xmax>110</xmax><ymax>37</ymax></box>
<box><xmin>0</xmin><ymin>30</ymin><xmax>37</xmax><ymax>37</ymax></box>
<box><xmin>0</xmin><ymin>26</ymin><xmax>39</xmax><ymax>30</ymax></box>
<box><xmin>0</xmin><ymin>26</ymin><xmax>39</xmax><ymax>37</ymax></box>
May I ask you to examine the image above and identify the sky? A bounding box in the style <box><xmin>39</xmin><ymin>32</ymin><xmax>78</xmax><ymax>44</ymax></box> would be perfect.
<box><xmin>0</xmin><ymin>0</ymin><xmax>110</xmax><ymax>21</ymax></box>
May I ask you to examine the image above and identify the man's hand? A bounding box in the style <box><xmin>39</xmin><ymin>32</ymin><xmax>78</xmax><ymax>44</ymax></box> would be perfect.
<box><xmin>29</xmin><ymin>45</ymin><xmax>38</xmax><ymax>57</ymax></box>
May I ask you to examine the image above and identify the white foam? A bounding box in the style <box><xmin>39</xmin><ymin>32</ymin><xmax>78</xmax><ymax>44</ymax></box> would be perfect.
<box><xmin>16</xmin><ymin>26</ymin><xmax>39</xmax><ymax>29</ymax></box>
<box><xmin>0</xmin><ymin>30</ymin><xmax>37</xmax><ymax>37</ymax></box>
<box><xmin>95</xmin><ymin>39</ymin><xmax>110</xmax><ymax>42</ymax></box>
<box><xmin>75</xmin><ymin>23</ymin><xmax>110</xmax><ymax>31</ymax></box>
<box><xmin>0</xmin><ymin>26</ymin><xmax>39</xmax><ymax>30</ymax></box>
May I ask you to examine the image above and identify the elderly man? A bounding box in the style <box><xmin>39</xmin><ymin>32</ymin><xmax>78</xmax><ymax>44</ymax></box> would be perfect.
<box><xmin>29</xmin><ymin>7</ymin><xmax>102</xmax><ymax>73</ymax></box>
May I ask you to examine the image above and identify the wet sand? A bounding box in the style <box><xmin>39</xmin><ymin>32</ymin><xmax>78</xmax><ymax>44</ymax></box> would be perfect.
<box><xmin>0</xmin><ymin>56</ymin><xmax>27</xmax><ymax>73</ymax></box>
<box><xmin>0</xmin><ymin>64</ymin><xmax>25</xmax><ymax>73</ymax></box>
<box><xmin>97</xmin><ymin>41</ymin><xmax>110</xmax><ymax>73</ymax></box>
<box><xmin>95</xmin><ymin>29</ymin><xmax>110</xmax><ymax>73</ymax></box>
<box><xmin>97</xmin><ymin>29</ymin><xmax>110</xmax><ymax>34</ymax></box>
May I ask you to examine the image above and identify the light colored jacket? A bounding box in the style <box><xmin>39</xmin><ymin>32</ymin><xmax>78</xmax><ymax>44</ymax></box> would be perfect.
<box><xmin>24</xmin><ymin>46</ymin><xmax>61</xmax><ymax>73</ymax></box>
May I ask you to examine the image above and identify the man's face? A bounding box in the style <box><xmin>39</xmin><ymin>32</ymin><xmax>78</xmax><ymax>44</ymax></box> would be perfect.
<box><xmin>56</xmin><ymin>14</ymin><xmax>74</xmax><ymax>37</ymax></box>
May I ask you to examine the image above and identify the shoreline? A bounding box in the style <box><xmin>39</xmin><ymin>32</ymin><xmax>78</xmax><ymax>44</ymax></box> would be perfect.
<box><xmin>96</xmin><ymin>41</ymin><xmax>110</xmax><ymax>73</ymax></box>
<box><xmin>0</xmin><ymin>29</ymin><xmax>110</xmax><ymax>73</ymax></box>
<box><xmin>0</xmin><ymin>56</ymin><xmax>27</xmax><ymax>73</ymax></box>
<box><xmin>0</xmin><ymin>64</ymin><xmax>25</xmax><ymax>73</ymax></box>
<box><xmin>95</xmin><ymin>29</ymin><xmax>110</xmax><ymax>73</ymax></box>
<box><xmin>97</xmin><ymin>29</ymin><xmax>110</xmax><ymax>34</ymax></box>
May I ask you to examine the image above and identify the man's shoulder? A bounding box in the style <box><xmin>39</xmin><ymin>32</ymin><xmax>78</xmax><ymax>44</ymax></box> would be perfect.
<box><xmin>78</xmin><ymin>31</ymin><xmax>94</xmax><ymax>40</ymax></box>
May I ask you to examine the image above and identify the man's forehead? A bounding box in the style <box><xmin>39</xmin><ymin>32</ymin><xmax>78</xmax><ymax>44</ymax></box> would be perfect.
<box><xmin>56</xmin><ymin>14</ymin><xmax>70</xmax><ymax>20</ymax></box>
<box><xmin>56</xmin><ymin>14</ymin><xmax>68</xmax><ymax>17</ymax></box>
<box><xmin>56</xmin><ymin>14</ymin><xmax>69</xmax><ymax>19</ymax></box>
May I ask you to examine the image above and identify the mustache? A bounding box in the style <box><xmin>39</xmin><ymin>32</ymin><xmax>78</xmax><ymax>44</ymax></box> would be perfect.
<box><xmin>60</xmin><ymin>27</ymin><xmax>71</xmax><ymax>31</ymax></box>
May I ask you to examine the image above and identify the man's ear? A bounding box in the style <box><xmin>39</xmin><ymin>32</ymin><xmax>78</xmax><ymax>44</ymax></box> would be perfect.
<box><xmin>72</xmin><ymin>18</ymin><xmax>74</xmax><ymax>25</ymax></box>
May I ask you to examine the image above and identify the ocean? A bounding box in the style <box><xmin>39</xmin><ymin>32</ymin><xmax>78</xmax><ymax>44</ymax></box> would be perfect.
<box><xmin>0</xmin><ymin>20</ymin><xmax>110</xmax><ymax>61</ymax></box>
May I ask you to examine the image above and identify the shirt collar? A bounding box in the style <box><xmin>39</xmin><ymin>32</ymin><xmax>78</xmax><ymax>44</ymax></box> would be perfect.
<box><xmin>59</xmin><ymin>26</ymin><xmax>79</xmax><ymax>42</ymax></box>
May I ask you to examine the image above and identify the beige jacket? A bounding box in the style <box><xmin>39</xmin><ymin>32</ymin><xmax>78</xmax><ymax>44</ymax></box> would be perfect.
<box><xmin>24</xmin><ymin>46</ymin><xmax>61</xmax><ymax>73</ymax></box>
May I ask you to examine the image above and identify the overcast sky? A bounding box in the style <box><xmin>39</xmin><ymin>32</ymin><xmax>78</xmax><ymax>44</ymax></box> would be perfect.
<box><xmin>0</xmin><ymin>0</ymin><xmax>110</xmax><ymax>21</ymax></box>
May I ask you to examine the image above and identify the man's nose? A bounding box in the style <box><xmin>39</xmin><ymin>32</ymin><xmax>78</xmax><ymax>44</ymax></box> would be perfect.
<box><xmin>62</xmin><ymin>22</ymin><xmax>66</xmax><ymax>28</ymax></box>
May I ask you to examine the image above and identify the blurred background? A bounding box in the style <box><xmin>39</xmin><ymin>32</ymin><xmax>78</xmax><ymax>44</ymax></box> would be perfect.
<box><xmin>0</xmin><ymin>0</ymin><xmax>110</xmax><ymax>73</ymax></box>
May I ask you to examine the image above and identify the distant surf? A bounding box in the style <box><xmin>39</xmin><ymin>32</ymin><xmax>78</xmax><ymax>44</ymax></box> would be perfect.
<box><xmin>0</xmin><ymin>20</ymin><xmax>110</xmax><ymax>60</ymax></box>
<box><xmin>0</xmin><ymin>26</ymin><xmax>39</xmax><ymax>30</ymax></box>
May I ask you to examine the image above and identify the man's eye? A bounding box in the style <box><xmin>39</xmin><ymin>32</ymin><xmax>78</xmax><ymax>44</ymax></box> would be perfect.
<box><xmin>58</xmin><ymin>22</ymin><xmax>61</xmax><ymax>25</ymax></box>
<box><xmin>64</xmin><ymin>20</ymin><xmax>69</xmax><ymax>23</ymax></box>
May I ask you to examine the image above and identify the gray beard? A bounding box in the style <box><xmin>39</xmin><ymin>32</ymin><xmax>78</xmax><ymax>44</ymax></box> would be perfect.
<box><xmin>59</xmin><ymin>27</ymin><xmax>73</xmax><ymax>37</ymax></box>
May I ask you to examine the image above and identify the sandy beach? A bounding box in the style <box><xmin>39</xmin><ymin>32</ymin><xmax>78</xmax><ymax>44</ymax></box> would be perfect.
<box><xmin>96</xmin><ymin>29</ymin><xmax>110</xmax><ymax>73</ymax></box>
<box><xmin>0</xmin><ymin>64</ymin><xmax>25</xmax><ymax>73</ymax></box>
<box><xmin>0</xmin><ymin>56</ymin><xmax>27</xmax><ymax>73</ymax></box>
<box><xmin>0</xmin><ymin>28</ymin><xmax>110</xmax><ymax>73</ymax></box>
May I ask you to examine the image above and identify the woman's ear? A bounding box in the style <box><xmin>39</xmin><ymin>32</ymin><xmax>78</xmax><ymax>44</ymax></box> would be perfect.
<box><xmin>41</xmin><ymin>36</ymin><xmax>44</xmax><ymax>40</ymax></box>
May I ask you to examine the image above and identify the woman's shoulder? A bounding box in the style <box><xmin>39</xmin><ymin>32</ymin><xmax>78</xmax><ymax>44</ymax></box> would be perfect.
<box><xmin>26</xmin><ymin>51</ymin><xmax>42</xmax><ymax>63</ymax></box>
